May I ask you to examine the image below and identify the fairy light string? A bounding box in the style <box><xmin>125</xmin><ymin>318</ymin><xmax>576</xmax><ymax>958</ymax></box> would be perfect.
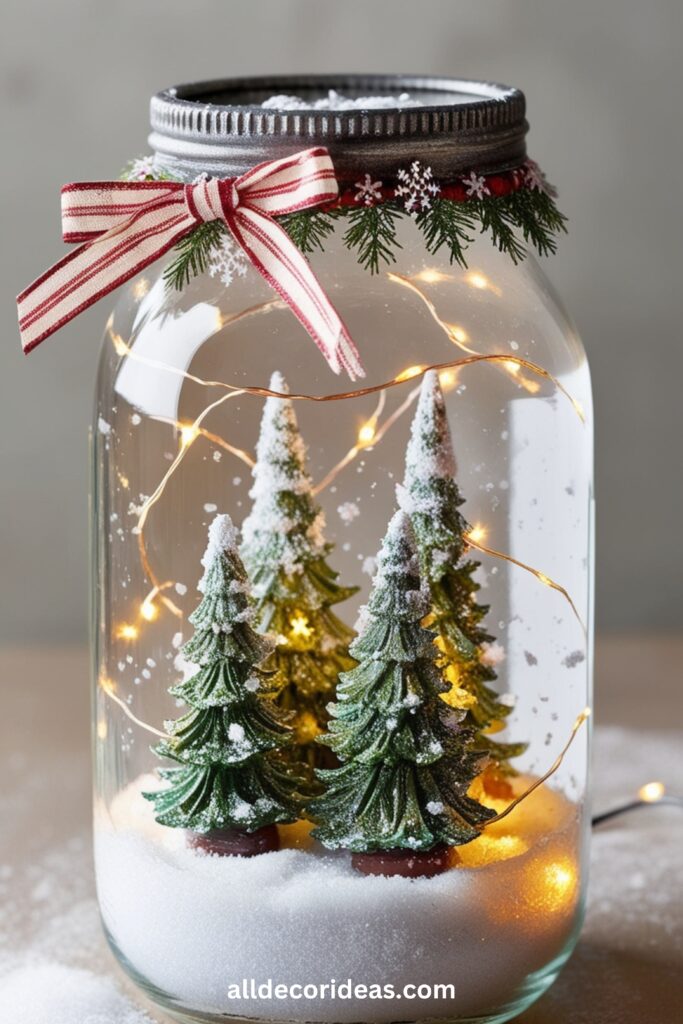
<box><xmin>105</xmin><ymin>271</ymin><xmax>589</xmax><ymax>775</ymax></box>
<box><xmin>107</xmin><ymin>333</ymin><xmax>587</xmax><ymax>635</ymax></box>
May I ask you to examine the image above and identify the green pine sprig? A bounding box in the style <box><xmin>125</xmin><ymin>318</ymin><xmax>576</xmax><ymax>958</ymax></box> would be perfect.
<box><xmin>280</xmin><ymin>208</ymin><xmax>341</xmax><ymax>254</ymax></box>
<box><xmin>473</xmin><ymin>190</ymin><xmax>568</xmax><ymax>264</ymax></box>
<box><xmin>414</xmin><ymin>199</ymin><xmax>478</xmax><ymax>267</ymax></box>
<box><xmin>162</xmin><ymin>221</ymin><xmax>228</xmax><ymax>292</ymax></box>
<box><xmin>341</xmin><ymin>202</ymin><xmax>406</xmax><ymax>273</ymax></box>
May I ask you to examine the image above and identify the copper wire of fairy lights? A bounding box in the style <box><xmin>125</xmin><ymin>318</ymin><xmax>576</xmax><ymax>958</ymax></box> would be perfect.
<box><xmin>99</xmin><ymin>675</ymin><xmax>167</xmax><ymax>739</ymax></box>
<box><xmin>465</xmin><ymin>532</ymin><xmax>586</xmax><ymax>634</ymax></box>
<box><xmin>480</xmin><ymin>708</ymin><xmax>591</xmax><ymax>828</ymax></box>
<box><xmin>387</xmin><ymin>271</ymin><xmax>586</xmax><ymax>422</ymax></box>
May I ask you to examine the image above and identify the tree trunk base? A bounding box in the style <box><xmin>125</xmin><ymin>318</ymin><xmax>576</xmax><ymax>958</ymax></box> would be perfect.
<box><xmin>352</xmin><ymin>843</ymin><xmax>455</xmax><ymax>878</ymax></box>
<box><xmin>187</xmin><ymin>824</ymin><xmax>280</xmax><ymax>857</ymax></box>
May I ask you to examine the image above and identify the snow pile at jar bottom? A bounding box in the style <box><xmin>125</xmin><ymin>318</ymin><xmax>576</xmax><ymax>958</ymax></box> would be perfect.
<box><xmin>96</xmin><ymin>775</ymin><xmax>581</xmax><ymax>1024</ymax></box>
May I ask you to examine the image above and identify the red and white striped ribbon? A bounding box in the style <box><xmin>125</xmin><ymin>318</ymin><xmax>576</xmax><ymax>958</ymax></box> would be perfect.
<box><xmin>17</xmin><ymin>147</ymin><xmax>364</xmax><ymax>380</ymax></box>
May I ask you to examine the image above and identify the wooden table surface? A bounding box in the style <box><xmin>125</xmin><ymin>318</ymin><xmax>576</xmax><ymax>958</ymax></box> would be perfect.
<box><xmin>1</xmin><ymin>636</ymin><xmax>682</xmax><ymax>1023</ymax></box>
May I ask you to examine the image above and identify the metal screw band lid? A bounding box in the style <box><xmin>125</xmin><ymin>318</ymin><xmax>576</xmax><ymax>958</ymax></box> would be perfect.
<box><xmin>149</xmin><ymin>74</ymin><xmax>528</xmax><ymax>181</ymax></box>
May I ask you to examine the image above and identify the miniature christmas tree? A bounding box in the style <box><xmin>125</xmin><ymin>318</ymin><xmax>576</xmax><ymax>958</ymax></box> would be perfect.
<box><xmin>240</xmin><ymin>372</ymin><xmax>358</xmax><ymax>769</ymax></box>
<box><xmin>144</xmin><ymin>514</ymin><xmax>306</xmax><ymax>856</ymax></box>
<box><xmin>310</xmin><ymin>510</ymin><xmax>494</xmax><ymax>876</ymax></box>
<box><xmin>399</xmin><ymin>370</ymin><xmax>526</xmax><ymax>785</ymax></box>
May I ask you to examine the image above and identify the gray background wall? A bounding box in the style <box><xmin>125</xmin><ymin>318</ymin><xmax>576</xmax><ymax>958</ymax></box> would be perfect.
<box><xmin>1</xmin><ymin>0</ymin><xmax>681</xmax><ymax>645</ymax></box>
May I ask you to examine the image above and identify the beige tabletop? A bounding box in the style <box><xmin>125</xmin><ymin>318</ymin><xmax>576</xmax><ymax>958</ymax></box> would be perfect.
<box><xmin>0</xmin><ymin>637</ymin><xmax>682</xmax><ymax>1023</ymax></box>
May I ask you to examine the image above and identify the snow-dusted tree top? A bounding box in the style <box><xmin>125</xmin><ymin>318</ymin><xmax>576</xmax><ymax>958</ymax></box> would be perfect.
<box><xmin>249</xmin><ymin>371</ymin><xmax>311</xmax><ymax>500</ymax></box>
<box><xmin>405</xmin><ymin>370</ymin><xmax>457</xmax><ymax>484</ymax></box>
<box><xmin>241</xmin><ymin>372</ymin><xmax>327</xmax><ymax>581</ymax></box>
<box><xmin>200</xmin><ymin>513</ymin><xmax>240</xmax><ymax>574</ymax></box>
<box><xmin>356</xmin><ymin>510</ymin><xmax>429</xmax><ymax>635</ymax></box>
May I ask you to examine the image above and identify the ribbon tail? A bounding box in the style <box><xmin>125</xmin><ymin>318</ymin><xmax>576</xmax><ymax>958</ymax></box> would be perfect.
<box><xmin>18</xmin><ymin>204</ymin><xmax>195</xmax><ymax>354</ymax></box>
<box><xmin>228</xmin><ymin>206</ymin><xmax>365</xmax><ymax>381</ymax></box>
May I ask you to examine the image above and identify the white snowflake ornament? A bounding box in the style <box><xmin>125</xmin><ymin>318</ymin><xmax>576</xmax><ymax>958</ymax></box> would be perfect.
<box><xmin>207</xmin><ymin>233</ymin><xmax>250</xmax><ymax>288</ymax></box>
<box><xmin>354</xmin><ymin>173</ymin><xmax>383</xmax><ymax>206</ymax></box>
<box><xmin>395</xmin><ymin>161</ymin><xmax>440</xmax><ymax>217</ymax></box>
<box><xmin>522</xmin><ymin>160</ymin><xmax>557</xmax><ymax>197</ymax></box>
<box><xmin>128</xmin><ymin>156</ymin><xmax>157</xmax><ymax>181</ymax></box>
<box><xmin>462</xmin><ymin>171</ymin><xmax>490</xmax><ymax>200</ymax></box>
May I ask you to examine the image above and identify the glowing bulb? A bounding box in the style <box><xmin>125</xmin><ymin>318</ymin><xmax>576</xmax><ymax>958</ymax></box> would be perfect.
<box><xmin>140</xmin><ymin>599</ymin><xmax>158</xmax><ymax>622</ymax></box>
<box><xmin>117</xmin><ymin>624</ymin><xmax>138</xmax><ymax>641</ymax></box>
<box><xmin>179</xmin><ymin>423</ymin><xmax>200</xmax><ymax>449</ymax></box>
<box><xmin>448</xmin><ymin>324</ymin><xmax>469</xmax><ymax>344</ymax></box>
<box><xmin>357</xmin><ymin>421</ymin><xmax>376</xmax><ymax>447</ymax></box>
<box><xmin>439</xmin><ymin>369</ymin><xmax>457</xmax><ymax>390</ymax></box>
<box><xmin>464</xmin><ymin>271</ymin><xmax>489</xmax><ymax>291</ymax></box>
<box><xmin>504</xmin><ymin>360</ymin><xmax>521</xmax><ymax>375</ymax></box>
<box><xmin>413</xmin><ymin>268</ymin><xmax>451</xmax><ymax>285</ymax></box>
<box><xmin>289</xmin><ymin>613</ymin><xmax>313</xmax><ymax>640</ymax></box>
<box><xmin>117</xmin><ymin>472</ymin><xmax>130</xmax><ymax>490</ymax></box>
<box><xmin>396</xmin><ymin>364</ymin><xmax>426</xmax><ymax>382</ymax></box>
<box><xmin>639</xmin><ymin>781</ymin><xmax>666</xmax><ymax>803</ymax></box>
<box><xmin>132</xmin><ymin>278</ymin><xmax>150</xmax><ymax>300</ymax></box>
<box><xmin>537</xmin><ymin>572</ymin><xmax>553</xmax><ymax>588</ymax></box>
<box><xmin>467</xmin><ymin>524</ymin><xmax>488</xmax><ymax>545</ymax></box>
<box><xmin>97</xmin><ymin>719</ymin><xmax>108</xmax><ymax>740</ymax></box>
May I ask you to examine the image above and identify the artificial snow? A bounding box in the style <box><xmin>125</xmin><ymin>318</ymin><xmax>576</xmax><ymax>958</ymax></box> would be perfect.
<box><xmin>337</xmin><ymin>501</ymin><xmax>360</xmax><ymax>525</ymax></box>
<box><xmin>95</xmin><ymin>774</ymin><xmax>581</xmax><ymax>1023</ymax></box>
<box><xmin>362</xmin><ymin>556</ymin><xmax>378</xmax><ymax>577</ymax></box>
<box><xmin>481</xmin><ymin>641</ymin><xmax>506</xmax><ymax>667</ymax></box>
<box><xmin>261</xmin><ymin>91</ymin><xmax>422</xmax><ymax>111</ymax></box>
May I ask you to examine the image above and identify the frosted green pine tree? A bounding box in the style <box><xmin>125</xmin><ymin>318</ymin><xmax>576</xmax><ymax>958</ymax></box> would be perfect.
<box><xmin>310</xmin><ymin>510</ymin><xmax>493</xmax><ymax>852</ymax></box>
<box><xmin>240</xmin><ymin>372</ymin><xmax>358</xmax><ymax>769</ymax></box>
<box><xmin>399</xmin><ymin>370</ymin><xmax>526</xmax><ymax>780</ymax></box>
<box><xmin>144</xmin><ymin>514</ymin><xmax>305</xmax><ymax>835</ymax></box>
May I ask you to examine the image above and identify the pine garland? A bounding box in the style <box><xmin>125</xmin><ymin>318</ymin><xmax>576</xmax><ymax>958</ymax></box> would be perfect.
<box><xmin>121</xmin><ymin>158</ymin><xmax>568</xmax><ymax>289</ymax></box>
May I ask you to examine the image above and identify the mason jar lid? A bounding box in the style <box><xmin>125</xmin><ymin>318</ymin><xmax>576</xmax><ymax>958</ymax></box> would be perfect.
<box><xmin>149</xmin><ymin>74</ymin><xmax>528</xmax><ymax>180</ymax></box>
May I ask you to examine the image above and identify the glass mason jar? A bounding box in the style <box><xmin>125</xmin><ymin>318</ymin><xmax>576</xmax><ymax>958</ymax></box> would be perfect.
<box><xmin>92</xmin><ymin>76</ymin><xmax>593</xmax><ymax>1024</ymax></box>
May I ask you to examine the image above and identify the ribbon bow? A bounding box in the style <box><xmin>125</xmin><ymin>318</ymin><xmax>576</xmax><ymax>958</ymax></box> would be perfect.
<box><xmin>17</xmin><ymin>147</ymin><xmax>364</xmax><ymax>380</ymax></box>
